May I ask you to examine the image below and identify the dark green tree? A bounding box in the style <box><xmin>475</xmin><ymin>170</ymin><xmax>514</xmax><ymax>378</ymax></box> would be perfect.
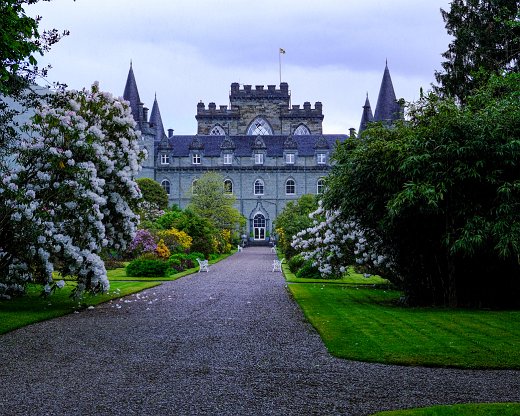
<box><xmin>325</xmin><ymin>73</ymin><xmax>520</xmax><ymax>308</ymax></box>
<box><xmin>0</xmin><ymin>0</ymin><xmax>69</xmax><ymax>96</ymax></box>
<box><xmin>136</xmin><ymin>178</ymin><xmax>169</xmax><ymax>210</ymax></box>
<box><xmin>434</xmin><ymin>0</ymin><xmax>520</xmax><ymax>102</ymax></box>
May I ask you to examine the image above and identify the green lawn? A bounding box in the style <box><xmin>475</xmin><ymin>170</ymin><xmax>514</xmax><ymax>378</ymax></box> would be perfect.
<box><xmin>287</xmin><ymin>283</ymin><xmax>520</xmax><ymax>369</ymax></box>
<box><xmin>0</xmin><ymin>280</ymin><xmax>161</xmax><ymax>335</ymax></box>
<box><xmin>370</xmin><ymin>402</ymin><xmax>520</xmax><ymax>416</ymax></box>
<box><xmin>283</xmin><ymin>263</ymin><xmax>389</xmax><ymax>285</ymax></box>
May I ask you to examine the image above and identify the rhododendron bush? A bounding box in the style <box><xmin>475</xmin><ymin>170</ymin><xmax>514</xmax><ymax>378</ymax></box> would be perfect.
<box><xmin>291</xmin><ymin>201</ymin><xmax>392</xmax><ymax>279</ymax></box>
<box><xmin>0</xmin><ymin>82</ymin><xmax>145</xmax><ymax>299</ymax></box>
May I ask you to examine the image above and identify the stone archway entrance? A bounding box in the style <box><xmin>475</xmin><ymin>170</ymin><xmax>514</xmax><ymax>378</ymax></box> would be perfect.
<box><xmin>249</xmin><ymin>201</ymin><xmax>270</xmax><ymax>242</ymax></box>
<box><xmin>253</xmin><ymin>213</ymin><xmax>266</xmax><ymax>240</ymax></box>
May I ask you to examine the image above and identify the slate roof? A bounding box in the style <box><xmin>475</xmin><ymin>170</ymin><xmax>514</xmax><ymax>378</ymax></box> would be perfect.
<box><xmin>373</xmin><ymin>62</ymin><xmax>401</xmax><ymax>123</ymax></box>
<box><xmin>123</xmin><ymin>63</ymin><xmax>141</xmax><ymax>124</ymax></box>
<box><xmin>149</xmin><ymin>95</ymin><xmax>166</xmax><ymax>141</ymax></box>
<box><xmin>358</xmin><ymin>94</ymin><xmax>374</xmax><ymax>135</ymax></box>
<box><xmin>155</xmin><ymin>135</ymin><xmax>348</xmax><ymax>157</ymax></box>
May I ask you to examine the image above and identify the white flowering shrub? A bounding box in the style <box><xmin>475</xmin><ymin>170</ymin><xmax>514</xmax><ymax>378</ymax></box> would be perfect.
<box><xmin>0</xmin><ymin>82</ymin><xmax>145</xmax><ymax>299</ymax></box>
<box><xmin>291</xmin><ymin>201</ymin><xmax>394</xmax><ymax>278</ymax></box>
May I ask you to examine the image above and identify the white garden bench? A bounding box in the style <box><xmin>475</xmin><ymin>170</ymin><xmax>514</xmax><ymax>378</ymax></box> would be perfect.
<box><xmin>272</xmin><ymin>258</ymin><xmax>284</xmax><ymax>272</ymax></box>
<box><xmin>270</xmin><ymin>244</ymin><xmax>276</xmax><ymax>253</ymax></box>
<box><xmin>196</xmin><ymin>258</ymin><xmax>209</xmax><ymax>273</ymax></box>
<box><xmin>237</xmin><ymin>245</ymin><xmax>243</xmax><ymax>253</ymax></box>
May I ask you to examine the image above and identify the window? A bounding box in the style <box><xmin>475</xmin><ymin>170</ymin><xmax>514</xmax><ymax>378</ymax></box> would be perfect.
<box><xmin>285</xmin><ymin>178</ymin><xmax>295</xmax><ymax>195</ymax></box>
<box><xmin>224</xmin><ymin>179</ymin><xmax>233</xmax><ymax>194</ymax></box>
<box><xmin>161</xmin><ymin>179</ymin><xmax>171</xmax><ymax>196</ymax></box>
<box><xmin>294</xmin><ymin>124</ymin><xmax>310</xmax><ymax>135</ymax></box>
<box><xmin>254</xmin><ymin>179</ymin><xmax>264</xmax><ymax>195</ymax></box>
<box><xmin>210</xmin><ymin>125</ymin><xmax>225</xmax><ymax>135</ymax></box>
<box><xmin>317</xmin><ymin>153</ymin><xmax>327</xmax><ymax>165</ymax></box>
<box><xmin>247</xmin><ymin>117</ymin><xmax>273</xmax><ymax>135</ymax></box>
<box><xmin>192</xmin><ymin>153</ymin><xmax>201</xmax><ymax>164</ymax></box>
<box><xmin>160</xmin><ymin>154</ymin><xmax>170</xmax><ymax>165</ymax></box>
<box><xmin>285</xmin><ymin>153</ymin><xmax>295</xmax><ymax>164</ymax></box>
<box><xmin>192</xmin><ymin>179</ymin><xmax>199</xmax><ymax>195</ymax></box>
<box><xmin>254</xmin><ymin>153</ymin><xmax>264</xmax><ymax>165</ymax></box>
<box><xmin>317</xmin><ymin>178</ymin><xmax>325</xmax><ymax>194</ymax></box>
<box><xmin>223</xmin><ymin>153</ymin><xmax>233</xmax><ymax>165</ymax></box>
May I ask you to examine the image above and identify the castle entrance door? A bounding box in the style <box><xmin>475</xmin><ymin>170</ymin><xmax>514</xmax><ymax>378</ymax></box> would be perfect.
<box><xmin>253</xmin><ymin>213</ymin><xmax>266</xmax><ymax>240</ymax></box>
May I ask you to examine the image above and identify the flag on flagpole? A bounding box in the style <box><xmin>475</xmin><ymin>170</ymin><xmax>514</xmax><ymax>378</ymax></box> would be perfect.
<box><xmin>279</xmin><ymin>48</ymin><xmax>286</xmax><ymax>54</ymax></box>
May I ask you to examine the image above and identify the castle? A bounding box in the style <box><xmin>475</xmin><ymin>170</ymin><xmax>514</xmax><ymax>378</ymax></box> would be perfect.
<box><xmin>124</xmin><ymin>63</ymin><xmax>400</xmax><ymax>241</ymax></box>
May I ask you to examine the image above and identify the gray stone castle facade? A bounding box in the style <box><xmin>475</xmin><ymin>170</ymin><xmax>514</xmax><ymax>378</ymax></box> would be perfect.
<box><xmin>123</xmin><ymin>63</ymin><xmax>400</xmax><ymax>241</ymax></box>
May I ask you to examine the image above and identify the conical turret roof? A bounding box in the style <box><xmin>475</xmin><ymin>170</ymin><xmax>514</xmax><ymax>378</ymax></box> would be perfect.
<box><xmin>150</xmin><ymin>94</ymin><xmax>166</xmax><ymax>141</ymax></box>
<box><xmin>123</xmin><ymin>62</ymin><xmax>141</xmax><ymax>124</ymax></box>
<box><xmin>374</xmin><ymin>62</ymin><xmax>401</xmax><ymax>123</ymax></box>
<box><xmin>358</xmin><ymin>93</ymin><xmax>374</xmax><ymax>135</ymax></box>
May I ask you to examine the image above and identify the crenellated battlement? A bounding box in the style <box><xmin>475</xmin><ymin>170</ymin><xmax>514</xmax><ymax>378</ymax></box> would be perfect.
<box><xmin>283</xmin><ymin>101</ymin><xmax>323</xmax><ymax>118</ymax></box>
<box><xmin>196</xmin><ymin>101</ymin><xmax>239</xmax><ymax>117</ymax></box>
<box><xmin>196</xmin><ymin>82</ymin><xmax>323</xmax><ymax>135</ymax></box>
<box><xmin>230</xmin><ymin>82</ymin><xmax>289</xmax><ymax>100</ymax></box>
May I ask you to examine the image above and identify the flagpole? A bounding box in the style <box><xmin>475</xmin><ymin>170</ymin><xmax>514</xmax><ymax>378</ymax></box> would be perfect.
<box><xmin>279</xmin><ymin>48</ymin><xmax>285</xmax><ymax>85</ymax></box>
<box><xmin>279</xmin><ymin>50</ymin><xmax>282</xmax><ymax>85</ymax></box>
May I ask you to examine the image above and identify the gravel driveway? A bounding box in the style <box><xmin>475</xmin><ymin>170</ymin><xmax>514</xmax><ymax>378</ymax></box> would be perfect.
<box><xmin>0</xmin><ymin>246</ymin><xmax>519</xmax><ymax>416</ymax></box>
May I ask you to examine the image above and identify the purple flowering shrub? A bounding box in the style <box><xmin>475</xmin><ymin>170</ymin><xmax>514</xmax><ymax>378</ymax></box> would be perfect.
<box><xmin>128</xmin><ymin>229</ymin><xmax>157</xmax><ymax>258</ymax></box>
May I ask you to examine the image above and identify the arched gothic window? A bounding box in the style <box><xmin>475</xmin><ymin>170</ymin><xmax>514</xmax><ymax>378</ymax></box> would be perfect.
<box><xmin>192</xmin><ymin>179</ymin><xmax>199</xmax><ymax>195</ymax></box>
<box><xmin>285</xmin><ymin>178</ymin><xmax>295</xmax><ymax>195</ymax></box>
<box><xmin>317</xmin><ymin>178</ymin><xmax>325</xmax><ymax>194</ymax></box>
<box><xmin>161</xmin><ymin>179</ymin><xmax>171</xmax><ymax>196</ymax></box>
<box><xmin>247</xmin><ymin>117</ymin><xmax>273</xmax><ymax>135</ymax></box>
<box><xmin>254</xmin><ymin>179</ymin><xmax>264</xmax><ymax>195</ymax></box>
<box><xmin>210</xmin><ymin>125</ymin><xmax>225</xmax><ymax>135</ymax></box>
<box><xmin>294</xmin><ymin>124</ymin><xmax>311</xmax><ymax>135</ymax></box>
<box><xmin>224</xmin><ymin>179</ymin><xmax>233</xmax><ymax>194</ymax></box>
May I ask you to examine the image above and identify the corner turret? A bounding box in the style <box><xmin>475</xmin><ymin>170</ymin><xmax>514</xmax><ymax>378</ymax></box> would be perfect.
<box><xmin>358</xmin><ymin>93</ymin><xmax>374</xmax><ymax>136</ymax></box>
<box><xmin>150</xmin><ymin>94</ymin><xmax>167</xmax><ymax>141</ymax></box>
<box><xmin>123</xmin><ymin>62</ymin><xmax>143</xmax><ymax>127</ymax></box>
<box><xmin>374</xmin><ymin>62</ymin><xmax>401</xmax><ymax>124</ymax></box>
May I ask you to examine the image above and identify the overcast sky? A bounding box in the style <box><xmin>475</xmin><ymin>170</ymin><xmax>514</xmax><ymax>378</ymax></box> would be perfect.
<box><xmin>27</xmin><ymin>0</ymin><xmax>452</xmax><ymax>135</ymax></box>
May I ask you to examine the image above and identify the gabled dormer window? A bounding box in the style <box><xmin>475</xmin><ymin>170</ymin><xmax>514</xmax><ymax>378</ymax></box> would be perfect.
<box><xmin>223</xmin><ymin>153</ymin><xmax>233</xmax><ymax>165</ymax></box>
<box><xmin>255</xmin><ymin>153</ymin><xmax>264</xmax><ymax>165</ymax></box>
<box><xmin>285</xmin><ymin>153</ymin><xmax>295</xmax><ymax>164</ymax></box>
<box><xmin>317</xmin><ymin>153</ymin><xmax>327</xmax><ymax>165</ymax></box>
<box><xmin>192</xmin><ymin>153</ymin><xmax>201</xmax><ymax>164</ymax></box>
<box><xmin>161</xmin><ymin>154</ymin><xmax>170</xmax><ymax>165</ymax></box>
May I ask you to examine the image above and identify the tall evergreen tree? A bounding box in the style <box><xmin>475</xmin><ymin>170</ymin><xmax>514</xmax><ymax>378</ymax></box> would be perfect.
<box><xmin>434</xmin><ymin>0</ymin><xmax>520</xmax><ymax>102</ymax></box>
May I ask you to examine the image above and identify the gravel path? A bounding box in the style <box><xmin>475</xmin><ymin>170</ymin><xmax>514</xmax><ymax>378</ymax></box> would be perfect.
<box><xmin>0</xmin><ymin>247</ymin><xmax>519</xmax><ymax>416</ymax></box>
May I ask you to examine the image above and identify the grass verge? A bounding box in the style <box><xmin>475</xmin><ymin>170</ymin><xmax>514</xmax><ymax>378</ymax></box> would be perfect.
<box><xmin>283</xmin><ymin>262</ymin><xmax>389</xmax><ymax>285</ymax></box>
<box><xmin>288</xmin><ymin>283</ymin><xmax>520</xmax><ymax>368</ymax></box>
<box><xmin>370</xmin><ymin>402</ymin><xmax>520</xmax><ymax>415</ymax></box>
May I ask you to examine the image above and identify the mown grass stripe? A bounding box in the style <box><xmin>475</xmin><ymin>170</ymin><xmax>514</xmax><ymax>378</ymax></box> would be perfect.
<box><xmin>288</xmin><ymin>283</ymin><xmax>520</xmax><ymax>369</ymax></box>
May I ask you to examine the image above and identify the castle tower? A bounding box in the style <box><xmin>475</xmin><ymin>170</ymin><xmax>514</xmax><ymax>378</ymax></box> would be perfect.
<box><xmin>123</xmin><ymin>62</ymin><xmax>143</xmax><ymax>127</ymax></box>
<box><xmin>358</xmin><ymin>93</ymin><xmax>374</xmax><ymax>135</ymax></box>
<box><xmin>373</xmin><ymin>62</ymin><xmax>401</xmax><ymax>123</ymax></box>
<box><xmin>149</xmin><ymin>94</ymin><xmax>167</xmax><ymax>141</ymax></box>
<box><xmin>122</xmin><ymin>63</ymin><xmax>155</xmax><ymax>179</ymax></box>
